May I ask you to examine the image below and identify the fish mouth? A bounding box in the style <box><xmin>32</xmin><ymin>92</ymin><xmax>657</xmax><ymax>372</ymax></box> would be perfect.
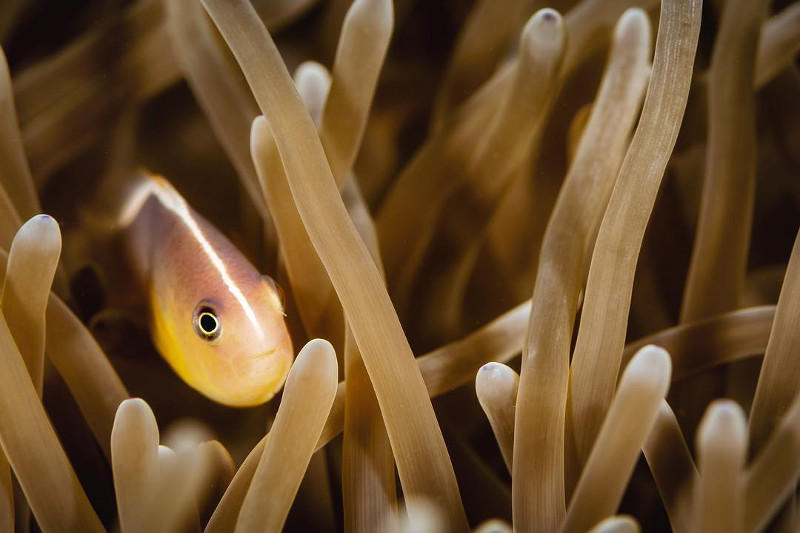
<box><xmin>208</xmin><ymin>344</ymin><xmax>292</xmax><ymax>407</ymax></box>
<box><xmin>253</xmin><ymin>344</ymin><xmax>285</xmax><ymax>361</ymax></box>
<box><xmin>252</xmin><ymin>346</ymin><xmax>278</xmax><ymax>361</ymax></box>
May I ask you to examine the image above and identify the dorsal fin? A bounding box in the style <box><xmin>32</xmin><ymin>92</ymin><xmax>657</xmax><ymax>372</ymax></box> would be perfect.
<box><xmin>78</xmin><ymin>169</ymin><xmax>158</xmax><ymax>235</ymax></box>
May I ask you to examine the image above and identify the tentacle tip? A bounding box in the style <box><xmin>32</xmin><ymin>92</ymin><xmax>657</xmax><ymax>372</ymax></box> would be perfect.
<box><xmin>540</xmin><ymin>9</ymin><xmax>558</xmax><ymax>23</ymax></box>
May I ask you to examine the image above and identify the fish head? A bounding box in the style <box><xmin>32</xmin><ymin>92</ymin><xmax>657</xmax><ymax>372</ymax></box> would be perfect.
<box><xmin>150</xmin><ymin>264</ymin><xmax>294</xmax><ymax>407</ymax></box>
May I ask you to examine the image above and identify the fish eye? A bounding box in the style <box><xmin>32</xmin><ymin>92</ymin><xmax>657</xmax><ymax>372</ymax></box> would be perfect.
<box><xmin>193</xmin><ymin>305</ymin><xmax>221</xmax><ymax>341</ymax></box>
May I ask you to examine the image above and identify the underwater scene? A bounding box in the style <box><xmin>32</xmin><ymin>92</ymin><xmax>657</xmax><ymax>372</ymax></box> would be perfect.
<box><xmin>1</xmin><ymin>0</ymin><xmax>800</xmax><ymax>530</ymax></box>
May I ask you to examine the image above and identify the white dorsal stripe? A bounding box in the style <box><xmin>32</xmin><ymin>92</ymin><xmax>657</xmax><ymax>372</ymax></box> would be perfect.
<box><xmin>124</xmin><ymin>176</ymin><xmax>264</xmax><ymax>338</ymax></box>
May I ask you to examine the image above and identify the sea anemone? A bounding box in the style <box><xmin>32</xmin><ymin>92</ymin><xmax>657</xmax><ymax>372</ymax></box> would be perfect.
<box><xmin>1</xmin><ymin>0</ymin><xmax>800</xmax><ymax>530</ymax></box>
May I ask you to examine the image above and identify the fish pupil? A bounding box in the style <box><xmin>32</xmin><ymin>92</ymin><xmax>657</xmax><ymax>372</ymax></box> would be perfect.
<box><xmin>200</xmin><ymin>313</ymin><xmax>218</xmax><ymax>334</ymax></box>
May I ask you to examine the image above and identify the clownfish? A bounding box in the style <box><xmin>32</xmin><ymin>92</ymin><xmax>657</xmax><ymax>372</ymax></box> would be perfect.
<box><xmin>115</xmin><ymin>172</ymin><xmax>293</xmax><ymax>407</ymax></box>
